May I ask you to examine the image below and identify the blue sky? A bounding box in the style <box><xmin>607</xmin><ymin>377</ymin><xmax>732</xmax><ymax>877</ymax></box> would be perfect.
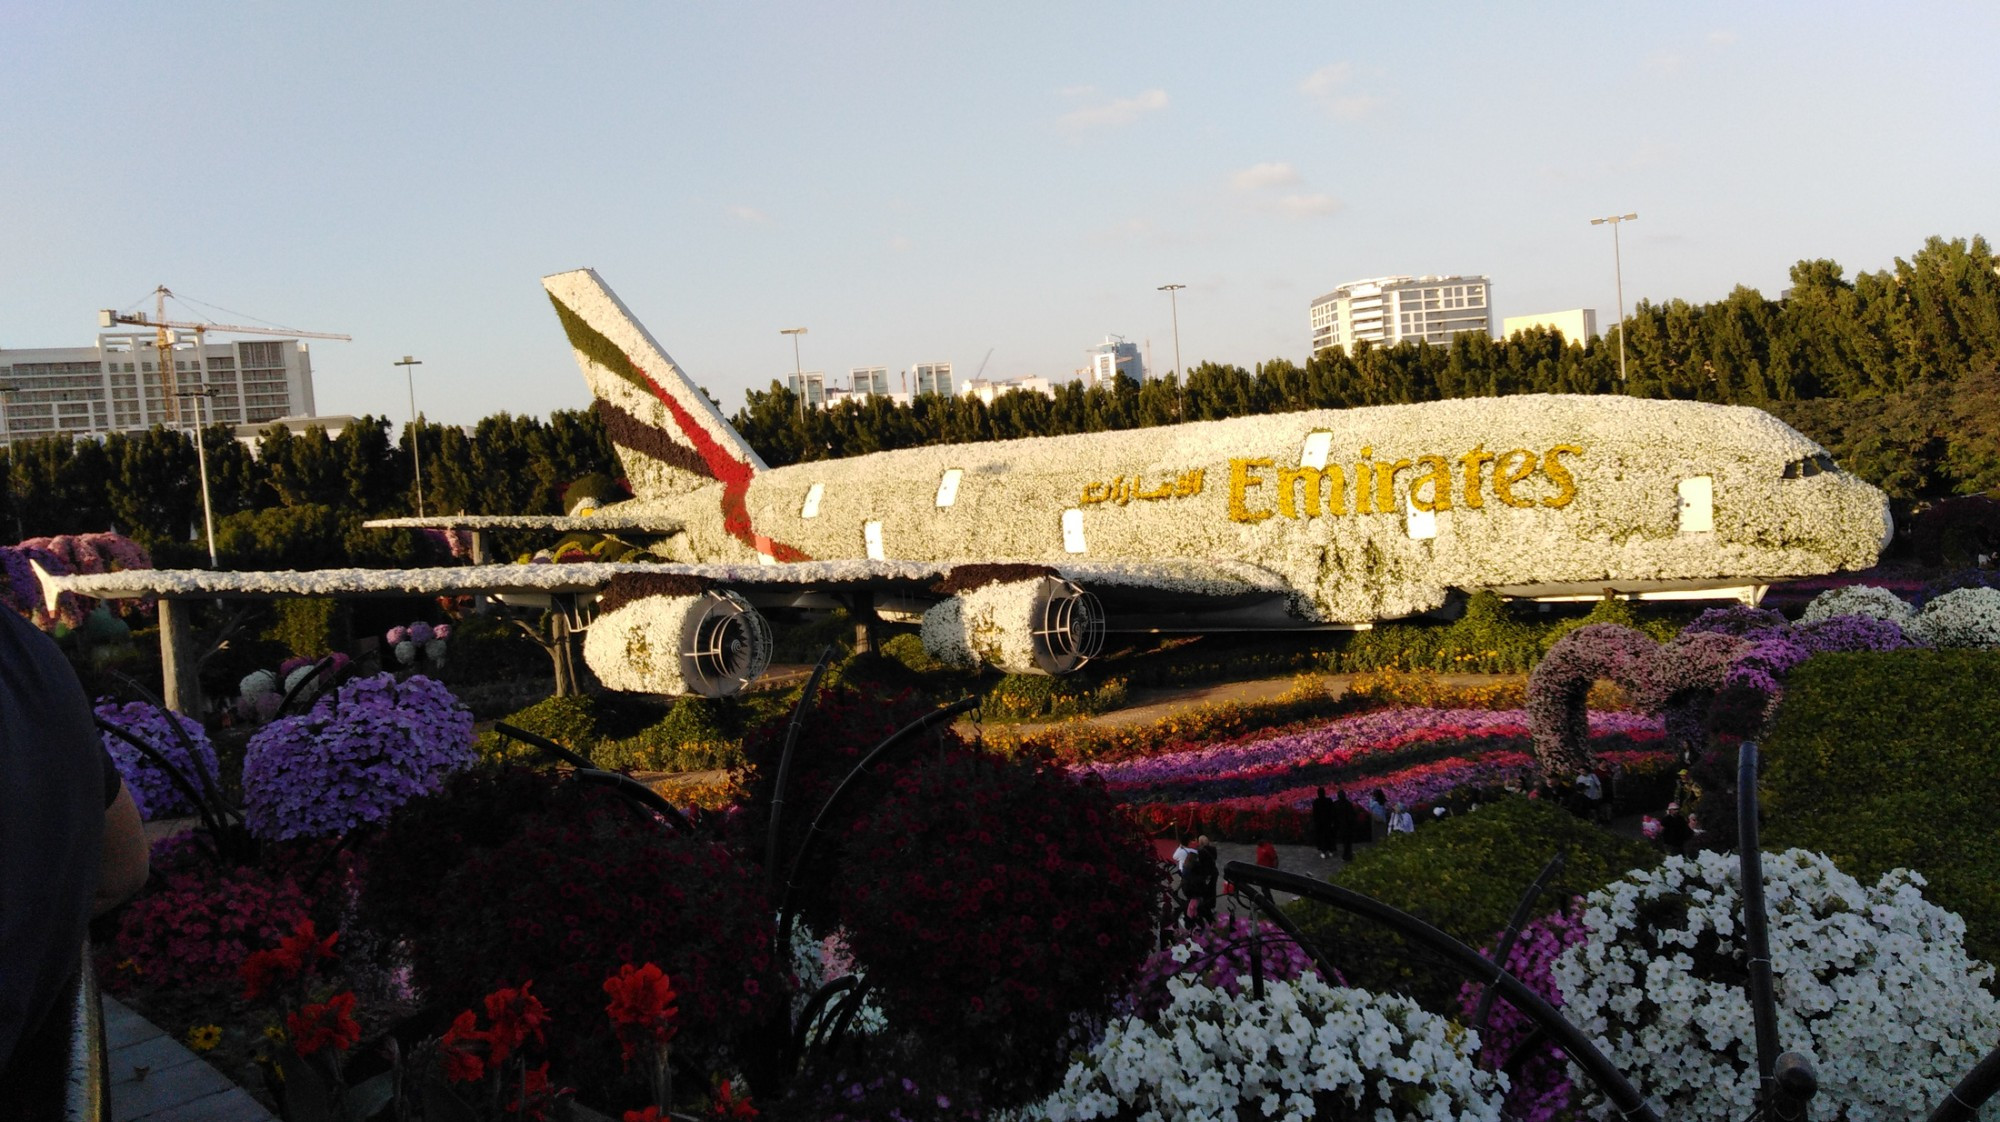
<box><xmin>2</xmin><ymin>3</ymin><xmax>1993</xmax><ymax>425</ymax></box>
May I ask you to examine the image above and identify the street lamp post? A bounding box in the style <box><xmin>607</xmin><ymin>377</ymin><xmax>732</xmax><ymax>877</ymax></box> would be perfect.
<box><xmin>1158</xmin><ymin>284</ymin><xmax>1186</xmax><ymax>419</ymax></box>
<box><xmin>0</xmin><ymin>383</ymin><xmax>16</xmax><ymax>539</ymax></box>
<box><xmin>780</xmin><ymin>327</ymin><xmax>808</xmax><ymax>422</ymax></box>
<box><xmin>396</xmin><ymin>355</ymin><xmax>425</xmax><ymax>517</ymax></box>
<box><xmin>175</xmin><ymin>385</ymin><xmax>220</xmax><ymax>567</ymax></box>
<box><xmin>1590</xmin><ymin>213</ymin><xmax>1639</xmax><ymax>385</ymax></box>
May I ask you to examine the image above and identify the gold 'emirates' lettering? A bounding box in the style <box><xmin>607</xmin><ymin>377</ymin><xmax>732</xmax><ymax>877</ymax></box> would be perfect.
<box><xmin>1226</xmin><ymin>443</ymin><xmax>1585</xmax><ymax>524</ymax></box>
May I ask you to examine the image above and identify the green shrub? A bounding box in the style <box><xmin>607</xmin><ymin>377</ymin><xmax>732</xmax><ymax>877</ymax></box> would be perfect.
<box><xmin>266</xmin><ymin>597</ymin><xmax>341</xmax><ymax>659</ymax></box>
<box><xmin>595</xmin><ymin>697</ymin><xmax>745</xmax><ymax>772</ymax></box>
<box><xmin>980</xmin><ymin>673</ymin><xmax>1128</xmax><ymax>721</ymax></box>
<box><xmin>879</xmin><ymin>631</ymin><xmax>941</xmax><ymax>674</ymax></box>
<box><xmin>1285</xmin><ymin>797</ymin><xmax>1657</xmax><ymax>1010</ymax></box>
<box><xmin>1761</xmin><ymin>650</ymin><xmax>2000</xmax><ymax>965</ymax></box>
<box><xmin>476</xmin><ymin>694</ymin><xmax>604</xmax><ymax>766</ymax></box>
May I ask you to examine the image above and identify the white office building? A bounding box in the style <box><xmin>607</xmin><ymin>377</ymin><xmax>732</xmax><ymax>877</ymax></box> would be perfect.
<box><xmin>1501</xmin><ymin>309</ymin><xmax>1598</xmax><ymax>346</ymax></box>
<box><xmin>1310</xmin><ymin>275</ymin><xmax>1493</xmax><ymax>354</ymax></box>
<box><xmin>913</xmin><ymin>362</ymin><xmax>954</xmax><ymax>397</ymax></box>
<box><xmin>1087</xmin><ymin>336</ymin><xmax>1145</xmax><ymax>386</ymax></box>
<box><xmin>850</xmin><ymin>366</ymin><xmax>891</xmax><ymax>396</ymax></box>
<box><xmin>784</xmin><ymin>371</ymin><xmax>828</xmax><ymax>408</ymax></box>
<box><xmin>959</xmin><ymin>376</ymin><xmax>1057</xmax><ymax>405</ymax></box>
<box><xmin>0</xmin><ymin>333</ymin><xmax>316</xmax><ymax>446</ymax></box>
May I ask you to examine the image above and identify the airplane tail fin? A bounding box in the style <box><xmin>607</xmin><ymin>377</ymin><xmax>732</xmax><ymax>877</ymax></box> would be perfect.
<box><xmin>542</xmin><ymin>269</ymin><xmax>767</xmax><ymax>503</ymax></box>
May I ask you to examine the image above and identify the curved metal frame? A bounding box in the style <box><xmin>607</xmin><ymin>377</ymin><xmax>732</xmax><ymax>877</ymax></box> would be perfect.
<box><xmin>1031</xmin><ymin>578</ymin><xmax>1104</xmax><ymax>675</ymax></box>
<box><xmin>681</xmin><ymin>590</ymin><xmax>774</xmax><ymax>696</ymax></box>
<box><xmin>488</xmin><ymin>721</ymin><xmax>694</xmax><ymax>834</ymax></box>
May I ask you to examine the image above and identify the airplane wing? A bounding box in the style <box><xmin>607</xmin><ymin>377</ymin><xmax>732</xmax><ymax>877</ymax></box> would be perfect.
<box><xmin>363</xmin><ymin>514</ymin><xmax>682</xmax><ymax>534</ymax></box>
<box><xmin>35</xmin><ymin>557</ymin><xmax>1290</xmax><ymax>608</ymax></box>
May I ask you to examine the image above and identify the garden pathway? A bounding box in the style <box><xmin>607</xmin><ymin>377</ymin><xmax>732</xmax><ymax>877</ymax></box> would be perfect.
<box><xmin>102</xmin><ymin>996</ymin><xmax>275</xmax><ymax>1122</ymax></box>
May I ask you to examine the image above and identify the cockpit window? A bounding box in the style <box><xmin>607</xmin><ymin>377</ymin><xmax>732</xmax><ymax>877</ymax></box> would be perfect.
<box><xmin>1782</xmin><ymin>453</ymin><xmax>1839</xmax><ymax>479</ymax></box>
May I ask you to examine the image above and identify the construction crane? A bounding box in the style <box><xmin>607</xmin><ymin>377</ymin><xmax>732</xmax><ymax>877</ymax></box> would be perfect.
<box><xmin>97</xmin><ymin>286</ymin><xmax>349</xmax><ymax>567</ymax></box>
<box><xmin>99</xmin><ymin>285</ymin><xmax>350</xmax><ymax>425</ymax></box>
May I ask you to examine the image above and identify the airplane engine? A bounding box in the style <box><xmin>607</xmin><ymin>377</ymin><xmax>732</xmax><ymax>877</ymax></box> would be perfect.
<box><xmin>584</xmin><ymin>590</ymin><xmax>773</xmax><ymax>697</ymax></box>
<box><xmin>920</xmin><ymin>575</ymin><xmax>1105</xmax><ymax>676</ymax></box>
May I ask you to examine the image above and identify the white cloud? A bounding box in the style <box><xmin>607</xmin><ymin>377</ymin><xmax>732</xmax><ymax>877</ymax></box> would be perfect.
<box><xmin>725</xmin><ymin>204</ymin><xmax>771</xmax><ymax>225</ymax></box>
<box><xmin>1059</xmin><ymin>88</ymin><xmax>1169</xmax><ymax>131</ymax></box>
<box><xmin>1299</xmin><ymin>63</ymin><xmax>1382</xmax><ymax>120</ymax></box>
<box><xmin>1645</xmin><ymin>50</ymin><xmax>1686</xmax><ymax>75</ymax></box>
<box><xmin>889</xmin><ymin>234</ymin><xmax>912</xmax><ymax>252</ymax></box>
<box><xmin>1231</xmin><ymin>162</ymin><xmax>1302</xmax><ymax>192</ymax></box>
<box><xmin>1707</xmin><ymin>30</ymin><xmax>1737</xmax><ymax>46</ymax></box>
<box><xmin>1275</xmin><ymin>193</ymin><xmax>1343</xmax><ymax>219</ymax></box>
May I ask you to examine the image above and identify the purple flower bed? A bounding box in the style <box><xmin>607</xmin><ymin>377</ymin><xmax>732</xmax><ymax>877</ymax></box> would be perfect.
<box><xmin>1081</xmin><ymin>707</ymin><xmax>1659</xmax><ymax>792</ymax></box>
<box><xmin>95</xmin><ymin>700</ymin><xmax>220</xmax><ymax>820</ymax></box>
<box><xmin>241</xmin><ymin>673</ymin><xmax>475</xmax><ymax>841</ymax></box>
<box><xmin>1457</xmin><ymin>902</ymin><xmax>1589</xmax><ymax>1122</ymax></box>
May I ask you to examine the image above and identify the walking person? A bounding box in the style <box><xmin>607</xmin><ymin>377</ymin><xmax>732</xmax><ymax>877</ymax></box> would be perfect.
<box><xmin>1310</xmin><ymin>787</ymin><xmax>1338</xmax><ymax>859</ymax></box>
<box><xmin>1182</xmin><ymin>835</ymin><xmax>1219</xmax><ymax>926</ymax></box>
<box><xmin>1332</xmin><ymin>787</ymin><xmax>1357</xmax><ymax>861</ymax></box>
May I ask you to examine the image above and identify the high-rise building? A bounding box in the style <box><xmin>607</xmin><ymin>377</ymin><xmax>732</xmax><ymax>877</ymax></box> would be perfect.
<box><xmin>785</xmin><ymin>371</ymin><xmax>827</xmax><ymax>408</ymax></box>
<box><xmin>913</xmin><ymin>362</ymin><xmax>954</xmax><ymax>397</ymax></box>
<box><xmin>0</xmin><ymin>332</ymin><xmax>316</xmax><ymax>446</ymax></box>
<box><xmin>1309</xmin><ymin>275</ymin><xmax>1493</xmax><ymax>354</ymax></box>
<box><xmin>1087</xmin><ymin>336</ymin><xmax>1144</xmax><ymax>386</ymax></box>
<box><xmin>850</xmin><ymin>366</ymin><xmax>890</xmax><ymax>396</ymax></box>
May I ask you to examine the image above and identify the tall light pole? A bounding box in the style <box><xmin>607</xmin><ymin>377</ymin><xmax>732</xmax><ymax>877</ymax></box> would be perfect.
<box><xmin>1158</xmin><ymin>283</ymin><xmax>1185</xmax><ymax>420</ymax></box>
<box><xmin>175</xmin><ymin>385</ymin><xmax>219</xmax><ymax>567</ymax></box>
<box><xmin>396</xmin><ymin>355</ymin><xmax>425</xmax><ymax>516</ymax></box>
<box><xmin>780</xmin><ymin>327</ymin><xmax>808</xmax><ymax>421</ymax></box>
<box><xmin>1590</xmin><ymin>213</ymin><xmax>1639</xmax><ymax>385</ymax></box>
<box><xmin>0</xmin><ymin>383</ymin><xmax>16</xmax><ymax>539</ymax></box>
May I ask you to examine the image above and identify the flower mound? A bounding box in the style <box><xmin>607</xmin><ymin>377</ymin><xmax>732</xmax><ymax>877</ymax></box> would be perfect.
<box><xmin>104</xmin><ymin>846</ymin><xmax>311</xmax><ymax>993</ymax></box>
<box><xmin>241</xmin><ymin>673</ymin><xmax>474</xmax><ymax>840</ymax></box>
<box><xmin>95</xmin><ymin>700</ymin><xmax>220</xmax><ymax>820</ymax></box>
<box><xmin>1800</xmin><ymin>584</ymin><xmax>1915</xmax><ymax>626</ymax></box>
<box><xmin>1527</xmin><ymin>624</ymin><xmax>1659</xmax><ymax>775</ymax></box>
<box><xmin>1907</xmin><ymin>586</ymin><xmax>2000</xmax><ymax>649</ymax></box>
<box><xmin>839</xmin><ymin>747</ymin><xmax>1160</xmax><ymax>1105</ymax></box>
<box><xmin>1036</xmin><ymin>973</ymin><xmax>1505</xmax><ymax>1121</ymax></box>
<box><xmin>1553</xmin><ymin>848</ymin><xmax>2000</xmax><ymax>1120</ymax></box>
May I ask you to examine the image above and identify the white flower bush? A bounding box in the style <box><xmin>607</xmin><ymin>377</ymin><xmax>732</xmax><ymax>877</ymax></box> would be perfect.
<box><xmin>583</xmin><ymin>592</ymin><xmax>707</xmax><ymax>695</ymax></box>
<box><xmin>1906</xmin><ymin>586</ymin><xmax>2000</xmax><ymax>649</ymax></box>
<box><xmin>920</xmin><ymin>577</ymin><xmax>1048</xmax><ymax>673</ymax></box>
<box><xmin>1554</xmin><ymin>848</ymin><xmax>2000</xmax><ymax>1121</ymax></box>
<box><xmin>1799</xmin><ymin>584</ymin><xmax>1916</xmax><ymax>625</ymax></box>
<box><xmin>1021</xmin><ymin>970</ymin><xmax>1505</xmax><ymax>1122</ymax></box>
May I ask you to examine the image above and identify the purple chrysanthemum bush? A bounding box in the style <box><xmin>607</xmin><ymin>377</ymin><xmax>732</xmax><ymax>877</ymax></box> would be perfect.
<box><xmin>1529</xmin><ymin>593</ymin><xmax>1930</xmax><ymax>773</ymax></box>
<box><xmin>95</xmin><ymin>700</ymin><xmax>221</xmax><ymax>820</ymax></box>
<box><xmin>241</xmin><ymin>672</ymin><xmax>475</xmax><ymax>840</ymax></box>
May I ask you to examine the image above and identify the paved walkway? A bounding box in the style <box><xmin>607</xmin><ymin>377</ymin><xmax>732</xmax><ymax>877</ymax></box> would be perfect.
<box><xmin>103</xmin><ymin>996</ymin><xmax>274</xmax><ymax>1122</ymax></box>
<box><xmin>986</xmin><ymin>671</ymin><xmax>1524</xmax><ymax>737</ymax></box>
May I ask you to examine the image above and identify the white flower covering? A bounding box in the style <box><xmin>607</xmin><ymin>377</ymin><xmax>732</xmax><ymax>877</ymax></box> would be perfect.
<box><xmin>785</xmin><ymin>921</ymin><xmax>888</xmax><ymax>1037</ymax></box>
<box><xmin>239</xmin><ymin>669</ymin><xmax>280</xmax><ymax>698</ymax></box>
<box><xmin>636</xmin><ymin>395</ymin><xmax>1889</xmax><ymax>622</ymax></box>
<box><xmin>393</xmin><ymin>640</ymin><xmax>418</xmax><ymax>666</ymax></box>
<box><xmin>1906</xmin><ymin>587</ymin><xmax>2000</xmax><ymax>649</ymax></box>
<box><xmin>1554</xmin><ymin>848</ymin><xmax>2000</xmax><ymax>1121</ymax></box>
<box><xmin>919</xmin><ymin>578</ymin><xmax>1047</xmax><ymax>673</ymax></box>
<box><xmin>423</xmin><ymin>638</ymin><xmax>448</xmax><ymax>666</ymax></box>
<box><xmin>582</xmin><ymin>593</ymin><xmax>704</xmax><ymax>696</ymax></box>
<box><xmin>1019</xmin><ymin>972</ymin><xmax>1505</xmax><ymax>1122</ymax></box>
<box><xmin>1800</xmin><ymin>584</ymin><xmax>1916</xmax><ymax>625</ymax></box>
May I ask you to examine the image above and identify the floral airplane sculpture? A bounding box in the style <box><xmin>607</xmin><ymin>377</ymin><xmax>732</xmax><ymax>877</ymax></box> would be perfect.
<box><xmin>42</xmin><ymin>270</ymin><xmax>1892</xmax><ymax>705</ymax></box>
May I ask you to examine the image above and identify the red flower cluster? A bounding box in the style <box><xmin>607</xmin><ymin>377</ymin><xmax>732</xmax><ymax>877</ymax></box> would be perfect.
<box><xmin>437</xmin><ymin>981</ymin><xmax>552</xmax><ymax>1083</ymax></box>
<box><xmin>602</xmin><ymin>962</ymin><xmax>678</xmax><ymax>1061</ymax></box>
<box><xmin>285</xmin><ymin>991</ymin><xmax>361</xmax><ymax>1057</ymax></box>
<box><xmin>241</xmin><ymin>919</ymin><xmax>341</xmax><ymax>1001</ymax></box>
<box><xmin>710</xmin><ymin>1079</ymin><xmax>758</xmax><ymax>1119</ymax></box>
